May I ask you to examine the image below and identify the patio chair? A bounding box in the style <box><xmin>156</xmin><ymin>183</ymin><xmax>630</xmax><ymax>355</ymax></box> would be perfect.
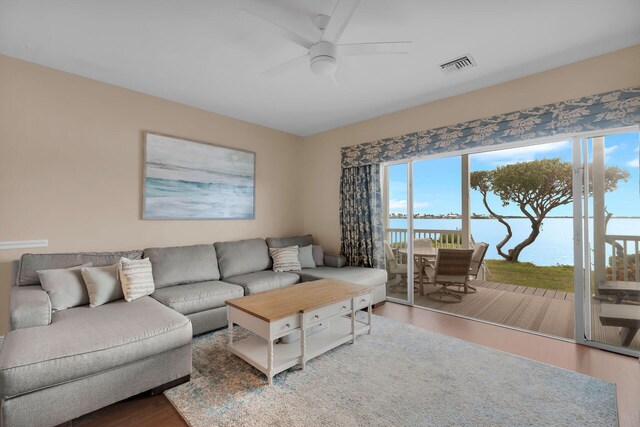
<box><xmin>453</xmin><ymin>242</ymin><xmax>489</xmax><ymax>294</ymax></box>
<box><xmin>384</xmin><ymin>241</ymin><xmax>408</xmax><ymax>291</ymax></box>
<box><xmin>426</xmin><ymin>248</ymin><xmax>474</xmax><ymax>303</ymax></box>
<box><xmin>413</xmin><ymin>238</ymin><xmax>436</xmax><ymax>279</ymax></box>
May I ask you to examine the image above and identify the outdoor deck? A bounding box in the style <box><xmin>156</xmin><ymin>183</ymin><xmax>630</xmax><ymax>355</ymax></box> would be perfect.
<box><xmin>387</xmin><ymin>280</ymin><xmax>640</xmax><ymax>351</ymax></box>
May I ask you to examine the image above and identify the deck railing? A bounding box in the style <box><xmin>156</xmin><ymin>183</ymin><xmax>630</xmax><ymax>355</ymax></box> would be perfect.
<box><xmin>606</xmin><ymin>234</ymin><xmax>640</xmax><ymax>282</ymax></box>
<box><xmin>386</xmin><ymin>228</ymin><xmax>465</xmax><ymax>249</ymax></box>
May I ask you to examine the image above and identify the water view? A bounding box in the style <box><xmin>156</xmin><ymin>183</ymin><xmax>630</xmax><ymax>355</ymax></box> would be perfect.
<box><xmin>390</xmin><ymin>217</ymin><xmax>640</xmax><ymax>266</ymax></box>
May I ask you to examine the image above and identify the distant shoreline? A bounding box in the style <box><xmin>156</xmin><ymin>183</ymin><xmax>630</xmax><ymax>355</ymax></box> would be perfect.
<box><xmin>389</xmin><ymin>214</ymin><xmax>640</xmax><ymax>220</ymax></box>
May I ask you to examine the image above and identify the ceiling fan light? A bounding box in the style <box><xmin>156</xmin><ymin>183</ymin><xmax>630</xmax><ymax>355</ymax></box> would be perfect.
<box><xmin>310</xmin><ymin>56</ymin><xmax>337</xmax><ymax>75</ymax></box>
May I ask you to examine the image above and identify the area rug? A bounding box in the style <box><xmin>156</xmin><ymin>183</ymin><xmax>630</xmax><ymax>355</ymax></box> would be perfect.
<box><xmin>165</xmin><ymin>315</ymin><xmax>617</xmax><ymax>427</ymax></box>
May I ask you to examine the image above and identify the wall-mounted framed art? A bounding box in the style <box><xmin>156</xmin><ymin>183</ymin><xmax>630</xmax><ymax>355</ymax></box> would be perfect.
<box><xmin>143</xmin><ymin>132</ymin><xmax>255</xmax><ymax>220</ymax></box>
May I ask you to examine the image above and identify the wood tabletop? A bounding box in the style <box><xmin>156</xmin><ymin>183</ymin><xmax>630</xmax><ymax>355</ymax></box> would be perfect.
<box><xmin>226</xmin><ymin>279</ymin><xmax>370</xmax><ymax>322</ymax></box>
<box><xmin>399</xmin><ymin>247</ymin><xmax>437</xmax><ymax>256</ymax></box>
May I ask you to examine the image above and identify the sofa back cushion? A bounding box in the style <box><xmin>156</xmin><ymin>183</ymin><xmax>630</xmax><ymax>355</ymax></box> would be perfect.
<box><xmin>144</xmin><ymin>244</ymin><xmax>220</xmax><ymax>288</ymax></box>
<box><xmin>266</xmin><ymin>234</ymin><xmax>313</xmax><ymax>249</ymax></box>
<box><xmin>214</xmin><ymin>238</ymin><xmax>270</xmax><ymax>278</ymax></box>
<box><xmin>17</xmin><ymin>250</ymin><xmax>143</xmax><ymax>286</ymax></box>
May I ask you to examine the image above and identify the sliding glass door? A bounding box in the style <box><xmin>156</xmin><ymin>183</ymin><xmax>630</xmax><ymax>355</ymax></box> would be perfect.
<box><xmin>383</xmin><ymin>162</ymin><xmax>413</xmax><ymax>304</ymax></box>
<box><xmin>575</xmin><ymin>131</ymin><xmax>640</xmax><ymax>356</ymax></box>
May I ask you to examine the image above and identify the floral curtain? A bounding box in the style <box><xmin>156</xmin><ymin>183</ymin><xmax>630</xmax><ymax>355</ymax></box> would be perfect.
<box><xmin>339</xmin><ymin>164</ymin><xmax>384</xmax><ymax>269</ymax></box>
<box><xmin>341</xmin><ymin>87</ymin><xmax>640</xmax><ymax>168</ymax></box>
<box><xmin>338</xmin><ymin>87</ymin><xmax>640</xmax><ymax>269</ymax></box>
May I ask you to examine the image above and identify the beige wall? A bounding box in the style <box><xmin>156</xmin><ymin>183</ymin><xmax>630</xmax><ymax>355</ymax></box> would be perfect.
<box><xmin>0</xmin><ymin>55</ymin><xmax>304</xmax><ymax>334</ymax></box>
<box><xmin>302</xmin><ymin>44</ymin><xmax>640</xmax><ymax>254</ymax></box>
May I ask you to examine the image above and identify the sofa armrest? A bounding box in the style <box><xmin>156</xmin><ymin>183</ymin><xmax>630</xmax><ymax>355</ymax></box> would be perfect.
<box><xmin>323</xmin><ymin>254</ymin><xmax>347</xmax><ymax>268</ymax></box>
<box><xmin>9</xmin><ymin>286</ymin><xmax>51</xmax><ymax>331</ymax></box>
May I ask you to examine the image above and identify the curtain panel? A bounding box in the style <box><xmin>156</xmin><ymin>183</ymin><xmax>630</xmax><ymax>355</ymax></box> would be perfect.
<box><xmin>339</xmin><ymin>164</ymin><xmax>385</xmax><ymax>269</ymax></box>
<box><xmin>338</xmin><ymin>87</ymin><xmax>640</xmax><ymax>268</ymax></box>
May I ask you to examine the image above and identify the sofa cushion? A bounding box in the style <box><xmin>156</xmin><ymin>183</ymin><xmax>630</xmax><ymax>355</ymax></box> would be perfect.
<box><xmin>297</xmin><ymin>267</ymin><xmax>387</xmax><ymax>288</ymax></box>
<box><xmin>0</xmin><ymin>297</ymin><xmax>191</xmax><ymax>399</ymax></box>
<box><xmin>151</xmin><ymin>281</ymin><xmax>244</xmax><ymax>315</ymax></box>
<box><xmin>214</xmin><ymin>238</ymin><xmax>271</xmax><ymax>278</ymax></box>
<box><xmin>224</xmin><ymin>271</ymin><xmax>300</xmax><ymax>295</ymax></box>
<box><xmin>18</xmin><ymin>250</ymin><xmax>143</xmax><ymax>286</ymax></box>
<box><xmin>144</xmin><ymin>244</ymin><xmax>220</xmax><ymax>289</ymax></box>
<box><xmin>266</xmin><ymin>234</ymin><xmax>313</xmax><ymax>249</ymax></box>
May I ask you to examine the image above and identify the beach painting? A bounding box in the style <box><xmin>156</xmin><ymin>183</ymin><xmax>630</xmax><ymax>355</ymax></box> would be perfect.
<box><xmin>143</xmin><ymin>133</ymin><xmax>255</xmax><ymax>219</ymax></box>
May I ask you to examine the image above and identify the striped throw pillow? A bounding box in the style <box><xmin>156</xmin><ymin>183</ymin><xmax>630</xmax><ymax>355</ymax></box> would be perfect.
<box><xmin>269</xmin><ymin>246</ymin><xmax>301</xmax><ymax>272</ymax></box>
<box><xmin>118</xmin><ymin>257</ymin><xmax>155</xmax><ymax>302</ymax></box>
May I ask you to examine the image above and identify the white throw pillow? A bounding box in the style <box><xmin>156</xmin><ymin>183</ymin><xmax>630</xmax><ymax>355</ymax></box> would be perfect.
<box><xmin>81</xmin><ymin>264</ymin><xmax>123</xmax><ymax>307</ymax></box>
<box><xmin>270</xmin><ymin>246</ymin><xmax>301</xmax><ymax>272</ymax></box>
<box><xmin>118</xmin><ymin>257</ymin><xmax>155</xmax><ymax>302</ymax></box>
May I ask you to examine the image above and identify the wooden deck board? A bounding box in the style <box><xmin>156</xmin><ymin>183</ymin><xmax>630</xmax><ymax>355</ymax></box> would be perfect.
<box><xmin>387</xmin><ymin>279</ymin><xmax>640</xmax><ymax>351</ymax></box>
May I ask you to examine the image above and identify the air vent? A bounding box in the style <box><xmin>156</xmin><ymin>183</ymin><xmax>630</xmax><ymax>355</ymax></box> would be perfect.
<box><xmin>440</xmin><ymin>54</ymin><xmax>477</xmax><ymax>75</ymax></box>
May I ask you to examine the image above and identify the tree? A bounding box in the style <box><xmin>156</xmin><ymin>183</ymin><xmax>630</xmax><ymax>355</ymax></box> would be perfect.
<box><xmin>470</xmin><ymin>158</ymin><xmax>629</xmax><ymax>262</ymax></box>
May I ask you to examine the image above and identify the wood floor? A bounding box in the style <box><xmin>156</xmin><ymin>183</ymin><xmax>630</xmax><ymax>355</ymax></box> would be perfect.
<box><xmin>67</xmin><ymin>303</ymin><xmax>640</xmax><ymax>427</ymax></box>
<box><xmin>388</xmin><ymin>279</ymin><xmax>640</xmax><ymax>350</ymax></box>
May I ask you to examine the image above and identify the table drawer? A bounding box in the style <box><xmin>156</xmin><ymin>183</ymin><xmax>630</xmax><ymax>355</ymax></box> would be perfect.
<box><xmin>304</xmin><ymin>300</ymin><xmax>352</xmax><ymax>324</ymax></box>
<box><xmin>270</xmin><ymin>315</ymin><xmax>299</xmax><ymax>336</ymax></box>
<box><xmin>354</xmin><ymin>293</ymin><xmax>371</xmax><ymax>310</ymax></box>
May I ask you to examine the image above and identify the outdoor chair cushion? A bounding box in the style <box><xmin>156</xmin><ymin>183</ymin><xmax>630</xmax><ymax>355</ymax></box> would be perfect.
<box><xmin>151</xmin><ymin>281</ymin><xmax>244</xmax><ymax>315</ymax></box>
<box><xmin>224</xmin><ymin>271</ymin><xmax>300</xmax><ymax>295</ymax></box>
<box><xmin>297</xmin><ymin>266</ymin><xmax>387</xmax><ymax>288</ymax></box>
<box><xmin>0</xmin><ymin>297</ymin><xmax>191</xmax><ymax>399</ymax></box>
<box><xmin>214</xmin><ymin>238</ymin><xmax>271</xmax><ymax>278</ymax></box>
<box><xmin>144</xmin><ymin>244</ymin><xmax>220</xmax><ymax>288</ymax></box>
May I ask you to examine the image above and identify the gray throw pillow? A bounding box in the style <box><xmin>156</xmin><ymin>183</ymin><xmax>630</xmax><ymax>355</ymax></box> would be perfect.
<box><xmin>298</xmin><ymin>245</ymin><xmax>316</xmax><ymax>269</ymax></box>
<box><xmin>38</xmin><ymin>263</ymin><xmax>92</xmax><ymax>311</ymax></box>
<box><xmin>81</xmin><ymin>264</ymin><xmax>123</xmax><ymax>307</ymax></box>
<box><xmin>312</xmin><ymin>245</ymin><xmax>324</xmax><ymax>266</ymax></box>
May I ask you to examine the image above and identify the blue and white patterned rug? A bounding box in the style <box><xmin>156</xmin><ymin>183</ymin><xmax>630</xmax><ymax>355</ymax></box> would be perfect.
<box><xmin>165</xmin><ymin>315</ymin><xmax>617</xmax><ymax>427</ymax></box>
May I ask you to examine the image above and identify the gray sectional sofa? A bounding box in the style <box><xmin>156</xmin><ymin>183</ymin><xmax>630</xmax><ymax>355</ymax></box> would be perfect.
<box><xmin>0</xmin><ymin>235</ymin><xmax>386</xmax><ymax>426</ymax></box>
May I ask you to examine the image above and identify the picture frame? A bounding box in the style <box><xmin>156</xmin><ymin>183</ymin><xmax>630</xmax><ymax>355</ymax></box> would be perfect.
<box><xmin>142</xmin><ymin>132</ymin><xmax>256</xmax><ymax>220</ymax></box>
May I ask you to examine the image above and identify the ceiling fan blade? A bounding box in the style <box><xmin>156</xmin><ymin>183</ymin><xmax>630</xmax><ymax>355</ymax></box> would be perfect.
<box><xmin>339</xmin><ymin>42</ymin><xmax>412</xmax><ymax>56</ymax></box>
<box><xmin>240</xmin><ymin>9</ymin><xmax>314</xmax><ymax>49</ymax></box>
<box><xmin>321</xmin><ymin>0</ymin><xmax>362</xmax><ymax>43</ymax></box>
<box><xmin>262</xmin><ymin>54</ymin><xmax>309</xmax><ymax>78</ymax></box>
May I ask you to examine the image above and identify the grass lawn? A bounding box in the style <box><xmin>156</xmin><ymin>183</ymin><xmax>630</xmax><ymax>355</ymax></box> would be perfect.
<box><xmin>485</xmin><ymin>259</ymin><xmax>574</xmax><ymax>293</ymax></box>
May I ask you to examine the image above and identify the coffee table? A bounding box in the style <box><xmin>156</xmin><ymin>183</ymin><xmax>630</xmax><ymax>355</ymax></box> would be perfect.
<box><xmin>226</xmin><ymin>279</ymin><xmax>372</xmax><ymax>385</ymax></box>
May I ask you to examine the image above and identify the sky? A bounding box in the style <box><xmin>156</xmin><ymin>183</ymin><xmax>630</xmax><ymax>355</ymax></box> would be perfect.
<box><xmin>387</xmin><ymin>131</ymin><xmax>640</xmax><ymax>217</ymax></box>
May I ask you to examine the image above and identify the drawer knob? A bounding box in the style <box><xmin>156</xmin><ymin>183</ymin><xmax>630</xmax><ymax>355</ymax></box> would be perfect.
<box><xmin>284</xmin><ymin>323</ymin><xmax>290</xmax><ymax>328</ymax></box>
<box><xmin>341</xmin><ymin>305</ymin><xmax>347</xmax><ymax>310</ymax></box>
<box><xmin>314</xmin><ymin>315</ymin><xmax>319</xmax><ymax>319</ymax></box>
<box><xmin>361</xmin><ymin>299</ymin><xmax>366</xmax><ymax>302</ymax></box>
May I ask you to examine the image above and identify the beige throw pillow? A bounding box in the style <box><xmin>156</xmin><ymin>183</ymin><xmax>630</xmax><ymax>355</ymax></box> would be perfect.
<box><xmin>270</xmin><ymin>246</ymin><xmax>301</xmax><ymax>272</ymax></box>
<box><xmin>81</xmin><ymin>264</ymin><xmax>123</xmax><ymax>307</ymax></box>
<box><xmin>38</xmin><ymin>263</ymin><xmax>92</xmax><ymax>311</ymax></box>
<box><xmin>118</xmin><ymin>257</ymin><xmax>155</xmax><ymax>302</ymax></box>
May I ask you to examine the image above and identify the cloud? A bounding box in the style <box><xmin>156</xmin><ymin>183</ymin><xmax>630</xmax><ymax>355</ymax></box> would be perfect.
<box><xmin>389</xmin><ymin>199</ymin><xmax>407</xmax><ymax>210</ymax></box>
<box><xmin>388</xmin><ymin>199</ymin><xmax>431</xmax><ymax>210</ymax></box>
<box><xmin>472</xmin><ymin>140</ymin><xmax>570</xmax><ymax>166</ymax></box>
<box><xmin>627</xmin><ymin>159</ymin><xmax>639</xmax><ymax>168</ymax></box>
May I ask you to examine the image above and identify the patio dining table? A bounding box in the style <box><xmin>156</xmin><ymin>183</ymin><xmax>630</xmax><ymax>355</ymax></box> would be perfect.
<box><xmin>399</xmin><ymin>247</ymin><xmax>437</xmax><ymax>295</ymax></box>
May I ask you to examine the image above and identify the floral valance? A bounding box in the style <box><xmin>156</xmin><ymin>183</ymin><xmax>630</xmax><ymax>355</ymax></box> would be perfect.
<box><xmin>341</xmin><ymin>87</ymin><xmax>640</xmax><ymax>168</ymax></box>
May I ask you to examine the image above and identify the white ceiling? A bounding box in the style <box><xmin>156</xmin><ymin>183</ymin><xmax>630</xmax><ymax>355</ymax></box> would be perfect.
<box><xmin>1</xmin><ymin>0</ymin><xmax>639</xmax><ymax>136</ymax></box>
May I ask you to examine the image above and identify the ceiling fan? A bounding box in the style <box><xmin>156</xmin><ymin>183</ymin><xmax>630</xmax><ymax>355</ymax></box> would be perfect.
<box><xmin>241</xmin><ymin>0</ymin><xmax>412</xmax><ymax>85</ymax></box>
